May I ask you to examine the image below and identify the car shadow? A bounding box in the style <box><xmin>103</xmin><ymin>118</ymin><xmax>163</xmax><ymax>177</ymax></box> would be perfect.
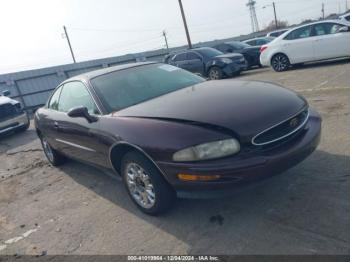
<box><xmin>58</xmin><ymin>149</ymin><xmax>350</xmax><ymax>253</ymax></box>
<box><xmin>289</xmin><ymin>57</ymin><xmax>350</xmax><ymax>71</ymax></box>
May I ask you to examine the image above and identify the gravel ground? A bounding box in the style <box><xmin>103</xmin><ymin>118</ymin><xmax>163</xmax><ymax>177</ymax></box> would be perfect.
<box><xmin>0</xmin><ymin>59</ymin><xmax>350</xmax><ymax>255</ymax></box>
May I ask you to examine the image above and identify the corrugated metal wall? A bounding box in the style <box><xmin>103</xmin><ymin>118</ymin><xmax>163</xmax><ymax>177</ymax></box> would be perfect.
<box><xmin>0</xmin><ymin>51</ymin><xmax>166</xmax><ymax>110</ymax></box>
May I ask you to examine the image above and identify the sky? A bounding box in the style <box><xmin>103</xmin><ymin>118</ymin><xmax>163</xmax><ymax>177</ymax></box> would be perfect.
<box><xmin>0</xmin><ymin>0</ymin><xmax>345</xmax><ymax>74</ymax></box>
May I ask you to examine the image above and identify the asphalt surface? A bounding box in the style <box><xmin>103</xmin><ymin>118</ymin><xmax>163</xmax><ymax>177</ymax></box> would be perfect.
<box><xmin>0</xmin><ymin>59</ymin><xmax>350</xmax><ymax>255</ymax></box>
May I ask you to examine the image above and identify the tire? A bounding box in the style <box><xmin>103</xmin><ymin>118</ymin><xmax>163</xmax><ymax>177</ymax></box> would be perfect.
<box><xmin>271</xmin><ymin>54</ymin><xmax>290</xmax><ymax>72</ymax></box>
<box><xmin>21</xmin><ymin>113</ymin><xmax>30</xmax><ymax>132</ymax></box>
<box><xmin>40</xmin><ymin>136</ymin><xmax>66</xmax><ymax>166</ymax></box>
<box><xmin>208</xmin><ymin>66</ymin><xmax>223</xmax><ymax>80</ymax></box>
<box><xmin>121</xmin><ymin>151</ymin><xmax>176</xmax><ymax>215</ymax></box>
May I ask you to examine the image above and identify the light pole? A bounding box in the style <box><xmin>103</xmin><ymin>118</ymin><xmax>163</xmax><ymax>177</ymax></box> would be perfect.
<box><xmin>63</xmin><ymin>26</ymin><xmax>76</xmax><ymax>63</ymax></box>
<box><xmin>263</xmin><ymin>2</ymin><xmax>278</xmax><ymax>30</ymax></box>
<box><xmin>162</xmin><ymin>30</ymin><xmax>169</xmax><ymax>53</ymax></box>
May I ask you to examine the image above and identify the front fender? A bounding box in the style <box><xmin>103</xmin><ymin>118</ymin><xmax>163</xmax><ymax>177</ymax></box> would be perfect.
<box><xmin>101</xmin><ymin>116</ymin><xmax>232</xmax><ymax>163</ymax></box>
<box><xmin>205</xmin><ymin>60</ymin><xmax>226</xmax><ymax>74</ymax></box>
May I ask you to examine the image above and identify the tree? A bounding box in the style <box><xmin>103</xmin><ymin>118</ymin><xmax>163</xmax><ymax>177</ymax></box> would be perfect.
<box><xmin>263</xmin><ymin>20</ymin><xmax>289</xmax><ymax>31</ymax></box>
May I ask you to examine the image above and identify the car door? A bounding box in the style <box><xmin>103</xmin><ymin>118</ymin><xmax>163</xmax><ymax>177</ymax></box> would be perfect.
<box><xmin>282</xmin><ymin>25</ymin><xmax>314</xmax><ymax>63</ymax></box>
<box><xmin>171</xmin><ymin>52</ymin><xmax>189</xmax><ymax>70</ymax></box>
<box><xmin>185</xmin><ymin>52</ymin><xmax>205</xmax><ymax>75</ymax></box>
<box><xmin>41</xmin><ymin>85</ymin><xmax>64</xmax><ymax>149</ymax></box>
<box><xmin>312</xmin><ymin>23</ymin><xmax>350</xmax><ymax>59</ymax></box>
<box><xmin>54</xmin><ymin>81</ymin><xmax>109</xmax><ymax>168</ymax></box>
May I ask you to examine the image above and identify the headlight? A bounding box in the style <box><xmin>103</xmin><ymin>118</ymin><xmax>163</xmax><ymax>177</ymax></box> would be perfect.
<box><xmin>220</xmin><ymin>58</ymin><xmax>233</xmax><ymax>64</ymax></box>
<box><xmin>173</xmin><ymin>138</ymin><xmax>240</xmax><ymax>162</ymax></box>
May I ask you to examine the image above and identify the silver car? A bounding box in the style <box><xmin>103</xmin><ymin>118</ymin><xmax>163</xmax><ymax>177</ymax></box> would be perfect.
<box><xmin>0</xmin><ymin>90</ymin><xmax>29</xmax><ymax>135</ymax></box>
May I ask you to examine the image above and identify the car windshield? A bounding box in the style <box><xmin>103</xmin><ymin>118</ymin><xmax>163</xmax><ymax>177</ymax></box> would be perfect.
<box><xmin>228</xmin><ymin>42</ymin><xmax>250</xmax><ymax>49</ymax></box>
<box><xmin>195</xmin><ymin>48</ymin><xmax>223</xmax><ymax>58</ymax></box>
<box><xmin>90</xmin><ymin>63</ymin><xmax>205</xmax><ymax>113</ymax></box>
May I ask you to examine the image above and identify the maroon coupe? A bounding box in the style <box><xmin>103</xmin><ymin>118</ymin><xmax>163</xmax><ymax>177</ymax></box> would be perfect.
<box><xmin>34</xmin><ymin>62</ymin><xmax>321</xmax><ymax>215</ymax></box>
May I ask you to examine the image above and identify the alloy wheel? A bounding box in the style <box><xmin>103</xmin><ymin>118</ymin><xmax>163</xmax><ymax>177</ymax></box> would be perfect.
<box><xmin>125</xmin><ymin>162</ymin><xmax>156</xmax><ymax>209</ymax></box>
<box><xmin>272</xmin><ymin>54</ymin><xmax>289</xmax><ymax>72</ymax></box>
<box><xmin>209</xmin><ymin>69</ymin><xmax>220</xmax><ymax>80</ymax></box>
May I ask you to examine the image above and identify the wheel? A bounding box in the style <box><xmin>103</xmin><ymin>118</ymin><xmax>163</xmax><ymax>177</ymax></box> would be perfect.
<box><xmin>271</xmin><ymin>54</ymin><xmax>290</xmax><ymax>72</ymax></box>
<box><xmin>121</xmin><ymin>151</ymin><xmax>176</xmax><ymax>215</ymax></box>
<box><xmin>208</xmin><ymin>67</ymin><xmax>223</xmax><ymax>80</ymax></box>
<box><xmin>40</xmin><ymin>136</ymin><xmax>66</xmax><ymax>166</ymax></box>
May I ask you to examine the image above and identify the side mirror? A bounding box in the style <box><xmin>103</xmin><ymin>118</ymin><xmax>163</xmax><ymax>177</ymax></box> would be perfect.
<box><xmin>338</xmin><ymin>26</ymin><xmax>350</xmax><ymax>33</ymax></box>
<box><xmin>67</xmin><ymin>106</ymin><xmax>98</xmax><ymax>123</ymax></box>
<box><xmin>2</xmin><ymin>90</ymin><xmax>10</xmax><ymax>96</ymax></box>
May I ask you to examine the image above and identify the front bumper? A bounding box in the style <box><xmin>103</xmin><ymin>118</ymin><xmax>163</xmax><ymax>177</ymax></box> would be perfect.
<box><xmin>223</xmin><ymin>60</ymin><xmax>247</xmax><ymax>76</ymax></box>
<box><xmin>156</xmin><ymin>109</ymin><xmax>321</xmax><ymax>199</ymax></box>
<box><xmin>0</xmin><ymin>113</ymin><xmax>29</xmax><ymax>135</ymax></box>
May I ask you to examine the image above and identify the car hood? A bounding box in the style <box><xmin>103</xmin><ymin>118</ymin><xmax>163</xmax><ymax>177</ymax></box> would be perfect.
<box><xmin>0</xmin><ymin>96</ymin><xmax>18</xmax><ymax>106</ymax></box>
<box><xmin>242</xmin><ymin>46</ymin><xmax>261</xmax><ymax>53</ymax></box>
<box><xmin>114</xmin><ymin>80</ymin><xmax>307</xmax><ymax>142</ymax></box>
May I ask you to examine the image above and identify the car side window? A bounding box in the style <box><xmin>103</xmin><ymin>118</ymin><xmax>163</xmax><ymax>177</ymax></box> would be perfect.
<box><xmin>213</xmin><ymin>44</ymin><xmax>225</xmax><ymax>52</ymax></box>
<box><xmin>48</xmin><ymin>86</ymin><xmax>62</xmax><ymax>110</ymax></box>
<box><xmin>173</xmin><ymin>53</ymin><xmax>187</xmax><ymax>62</ymax></box>
<box><xmin>285</xmin><ymin>26</ymin><xmax>312</xmax><ymax>40</ymax></box>
<box><xmin>187</xmin><ymin>52</ymin><xmax>201</xmax><ymax>60</ymax></box>
<box><xmin>58</xmin><ymin>81</ymin><xmax>99</xmax><ymax>115</ymax></box>
<box><xmin>314</xmin><ymin>23</ymin><xmax>343</xmax><ymax>36</ymax></box>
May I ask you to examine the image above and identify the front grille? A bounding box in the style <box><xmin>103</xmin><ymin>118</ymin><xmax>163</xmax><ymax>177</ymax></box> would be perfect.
<box><xmin>252</xmin><ymin>109</ymin><xmax>309</xmax><ymax>146</ymax></box>
<box><xmin>0</xmin><ymin>103</ymin><xmax>18</xmax><ymax>121</ymax></box>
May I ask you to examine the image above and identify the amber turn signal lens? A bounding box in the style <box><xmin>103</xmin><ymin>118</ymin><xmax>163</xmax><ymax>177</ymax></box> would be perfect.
<box><xmin>177</xmin><ymin>174</ymin><xmax>221</xmax><ymax>181</ymax></box>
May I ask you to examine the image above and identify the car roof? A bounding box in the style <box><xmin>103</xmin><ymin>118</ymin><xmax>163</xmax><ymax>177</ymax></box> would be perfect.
<box><xmin>275</xmin><ymin>20</ymin><xmax>349</xmax><ymax>39</ymax></box>
<box><xmin>62</xmin><ymin>62</ymin><xmax>156</xmax><ymax>83</ymax></box>
<box><xmin>289</xmin><ymin>20</ymin><xmax>348</xmax><ymax>30</ymax></box>
<box><xmin>244</xmin><ymin>37</ymin><xmax>273</xmax><ymax>41</ymax></box>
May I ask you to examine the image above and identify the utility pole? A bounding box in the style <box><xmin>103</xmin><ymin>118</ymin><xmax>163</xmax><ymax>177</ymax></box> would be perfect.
<box><xmin>162</xmin><ymin>30</ymin><xmax>169</xmax><ymax>53</ymax></box>
<box><xmin>272</xmin><ymin>2</ymin><xmax>278</xmax><ymax>29</ymax></box>
<box><xmin>322</xmin><ymin>3</ymin><xmax>325</xmax><ymax>19</ymax></box>
<box><xmin>178</xmin><ymin>0</ymin><xmax>192</xmax><ymax>49</ymax></box>
<box><xmin>346</xmin><ymin>0</ymin><xmax>349</xmax><ymax>11</ymax></box>
<box><xmin>63</xmin><ymin>25</ymin><xmax>76</xmax><ymax>63</ymax></box>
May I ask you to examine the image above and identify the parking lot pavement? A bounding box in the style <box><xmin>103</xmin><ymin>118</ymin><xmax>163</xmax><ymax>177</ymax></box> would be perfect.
<box><xmin>0</xmin><ymin>59</ymin><xmax>350</xmax><ymax>255</ymax></box>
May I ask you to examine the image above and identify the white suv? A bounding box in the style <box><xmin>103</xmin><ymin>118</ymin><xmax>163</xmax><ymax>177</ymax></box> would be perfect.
<box><xmin>260</xmin><ymin>20</ymin><xmax>350</xmax><ymax>72</ymax></box>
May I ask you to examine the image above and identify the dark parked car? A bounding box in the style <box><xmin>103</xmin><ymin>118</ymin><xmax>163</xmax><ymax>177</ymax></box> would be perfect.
<box><xmin>212</xmin><ymin>41</ymin><xmax>262</xmax><ymax>68</ymax></box>
<box><xmin>266</xmin><ymin>29</ymin><xmax>289</xmax><ymax>37</ymax></box>
<box><xmin>165</xmin><ymin>47</ymin><xmax>247</xmax><ymax>80</ymax></box>
<box><xmin>35</xmin><ymin>62</ymin><xmax>321</xmax><ymax>215</ymax></box>
<box><xmin>243</xmin><ymin>37</ymin><xmax>275</xmax><ymax>46</ymax></box>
